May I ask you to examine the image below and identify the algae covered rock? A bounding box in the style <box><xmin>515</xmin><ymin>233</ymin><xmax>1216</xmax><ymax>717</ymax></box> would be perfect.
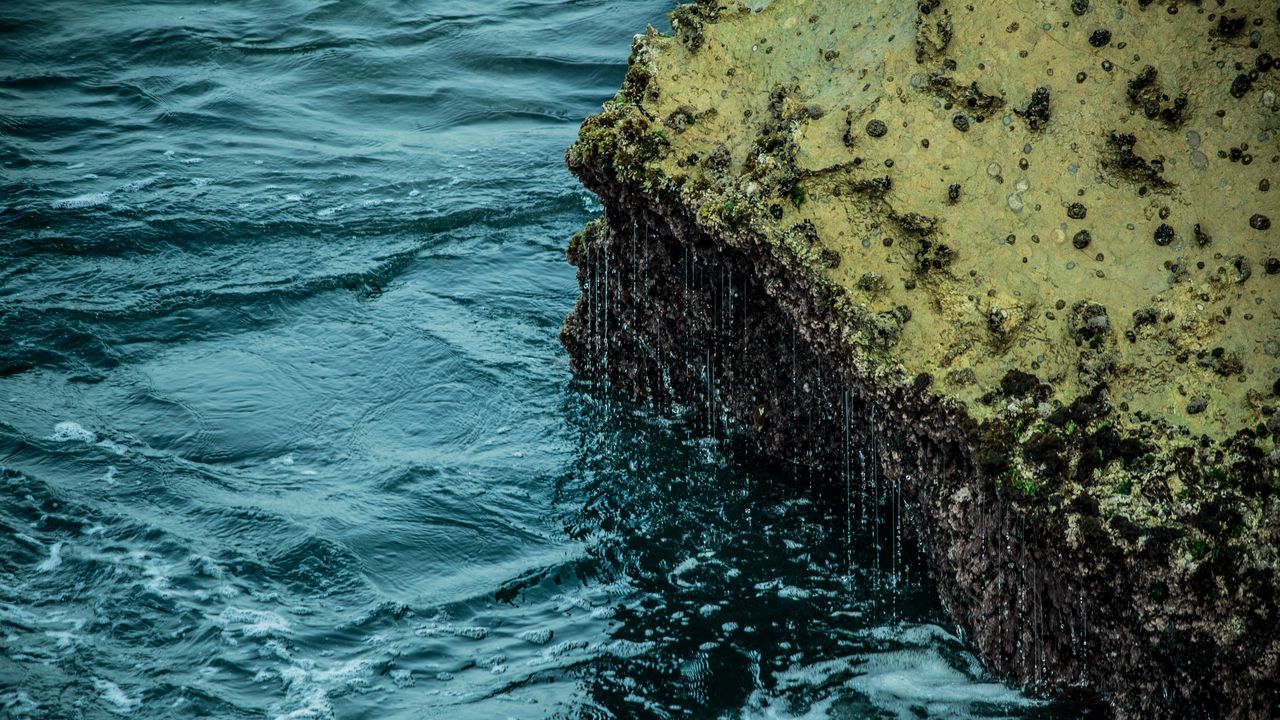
<box><xmin>563</xmin><ymin>1</ymin><xmax>1280</xmax><ymax>716</ymax></box>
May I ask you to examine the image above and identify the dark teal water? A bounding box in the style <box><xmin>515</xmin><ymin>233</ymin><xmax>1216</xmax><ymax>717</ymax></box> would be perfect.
<box><xmin>0</xmin><ymin>2</ymin><xmax>1096</xmax><ymax>718</ymax></box>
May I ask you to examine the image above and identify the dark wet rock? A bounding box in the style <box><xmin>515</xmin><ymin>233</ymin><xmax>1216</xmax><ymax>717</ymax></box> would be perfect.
<box><xmin>1132</xmin><ymin>307</ymin><xmax>1159</xmax><ymax>328</ymax></box>
<box><xmin>669</xmin><ymin>3</ymin><xmax>712</xmax><ymax>52</ymax></box>
<box><xmin>1016</xmin><ymin>86</ymin><xmax>1052</xmax><ymax>131</ymax></box>
<box><xmin>1154</xmin><ymin>223</ymin><xmax>1175</xmax><ymax>246</ymax></box>
<box><xmin>1000</xmin><ymin>369</ymin><xmax>1047</xmax><ymax>398</ymax></box>
<box><xmin>1069</xmin><ymin>301</ymin><xmax>1110</xmax><ymax>343</ymax></box>
<box><xmin>866</xmin><ymin>118</ymin><xmax>888</xmax><ymax>138</ymax></box>
<box><xmin>1071</xmin><ymin>0</ymin><xmax>1089</xmax><ymax>16</ymax></box>
<box><xmin>1215</xmin><ymin>15</ymin><xmax>1248</xmax><ymax>39</ymax></box>
<box><xmin>1231</xmin><ymin>74</ymin><xmax>1254</xmax><ymax>99</ymax></box>
<box><xmin>1194</xmin><ymin>223</ymin><xmax>1212</xmax><ymax>247</ymax></box>
<box><xmin>947</xmin><ymin>183</ymin><xmax>961</xmax><ymax>203</ymax></box>
<box><xmin>1251</xmin><ymin>214</ymin><xmax>1272</xmax><ymax>231</ymax></box>
<box><xmin>914</xmin><ymin>0</ymin><xmax>953</xmax><ymax>64</ymax></box>
<box><xmin>1126</xmin><ymin>65</ymin><xmax>1188</xmax><ymax>128</ymax></box>
<box><xmin>1067</xmin><ymin>202</ymin><xmax>1087</xmax><ymax>219</ymax></box>
<box><xmin>1072</xmin><ymin>230</ymin><xmax>1092</xmax><ymax>249</ymax></box>
<box><xmin>925</xmin><ymin>74</ymin><xmax>1005</xmax><ymax>115</ymax></box>
<box><xmin>857</xmin><ymin>272</ymin><xmax>886</xmax><ymax>293</ymax></box>
<box><xmin>664</xmin><ymin>105</ymin><xmax>698</xmax><ymax>133</ymax></box>
<box><xmin>1230</xmin><ymin>256</ymin><xmax>1253</xmax><ymax>285</ymax></box>
<box><xmin>1104</xmin><ymin>132</ymin><xmax>1172</xmax><ymax>189</ymax></box>
<box><xmin>1188</xmin><ymin>397</ymin><xmax>1208</xmax><ymax>415</ymax></box>
<box><xmin>1088</xmin><ymin>28</ymin><xmax>1111</xmax><ymax>47</ymax></box>
<box><xmin>1197</xmin><ymin>347</ymin><xmax>1245</xmax><ymax>378</ymax></box>
<box><xmin>912</xmin><ymin>239</ymin><xmax>954</xmax><ymax>274</ymax></box>
<box><xmin>951</xmin><ymin>113</ymin><xmax>970</xmax><ymax>132</ymax></box>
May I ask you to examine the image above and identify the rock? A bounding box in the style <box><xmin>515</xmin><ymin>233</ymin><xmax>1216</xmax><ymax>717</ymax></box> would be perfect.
<box><xmin>562</xmin><ymin>2</ymin><xmax>1279</xmax><ymax>717</ymax></box>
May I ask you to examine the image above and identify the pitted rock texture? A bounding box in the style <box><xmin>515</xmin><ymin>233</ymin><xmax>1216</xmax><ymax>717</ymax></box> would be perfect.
<box><xmin>563</xmin><ymin>1</ymin><xmax>1280</xmax><ymax>717</ymax></box>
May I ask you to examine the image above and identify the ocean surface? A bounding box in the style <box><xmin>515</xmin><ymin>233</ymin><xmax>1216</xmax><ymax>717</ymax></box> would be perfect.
<box><xmin>0</xmin><ymin>2</ymin><xmax>1097</xmax><ymax>718</ymax></box>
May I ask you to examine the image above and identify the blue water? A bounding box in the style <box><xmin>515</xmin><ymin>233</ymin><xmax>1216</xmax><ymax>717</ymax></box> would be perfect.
<box><xmin>0</xmin><ymin>2</ymin><xmax>1096</xmax><ymax>718</ymax></box>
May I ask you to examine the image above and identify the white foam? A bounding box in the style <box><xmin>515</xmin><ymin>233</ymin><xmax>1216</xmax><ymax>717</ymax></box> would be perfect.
<box><xmin>96</xmin><ymin>439</ymin><xmax>128</xmax><ymax>456</ymax></box>
<box><xmin>551</xmin><ymin>592</ymin><xmax>591</xmax><ymax>612</ymax></box>
<box><xmin>518</xmin><ymin>628</ymin><xmax>553</xmax><ymax>645</ymax></box>
<box><xmin>46</xmin><ymin>421</ymin><xmax>129</xmax><ymax>455</ymax></box>
<box><xmin>743</xmin><ymin>694</ymin><xmax>838</xmax><ymax>720</ymax></box>
<box><xmin>604</xmin><ymin>639</ymin><xmax>654</xmax><ymax>658</ymax></box>
<box><xmin>848</xmin><ymin>647</ymin><xmax>1037</xmax><ymax>719</ymax></box>
<box><xmin>92</xmin><ymin>678</ymin><xmax>139</xmax><ymax>715</ymax></box>
<box><xmin>118</xmin><ymin>174</ymin><xmax>164</xmax><ymax>192</ymax></box>
<box><xmin>217</xmin><ymin>607</ymin><xmax>291</xmax><ymax>638</ymax></box>
<box><xmin>194</xmin><ymin>556</ymin><xmax>224</xmax><ymax>579</ymax></box>
<box><xmin>102</xmin><ymin>466</ymin><xmax>118</xmax><ymax>485</ymax></box>
<box><xmin>531</xmin><ymin>639</ymin><xmax>590</xmax><ymax>664</ymax></box>
<box><xmin>271</xmin><ymin>693</ymin><xmax>331</xmax><ymax>720</ymax></box>
<box><xmin>36</xmin><ymin>541</ymin><xmax>64</xmax><ymax>572</ymax></box>
<box><xmin>749</xmin><ymin>624</ymin><xmax>1041</xmax><ymax>720</ymax></box>
<box><xmin>143</xmin><ymin>559</ymin><xmax>172</xmax><ymax>595</ymax></box>
<box><xmin>45</xmin><ymin>628</ymin><xmax>78</xmax><ymax>649</ymax></box>
<box><xmin>669</xmin><ymin>556</ymin><xmax>700</xmax><ymax>587</ymax></box>
<box><xmin>50</xmin><ymin>191</ymin><xmax>111</xmax><ymax>210</ymax></box>
<box><xmin>777</xmin><ymin>585</ymin><xmax>811</xmax><ymax>600</ymax></box>
<box><xmin>48</xmin><ymin>421</ymin><xmax>96</xmax><ymax>443</ymax></box>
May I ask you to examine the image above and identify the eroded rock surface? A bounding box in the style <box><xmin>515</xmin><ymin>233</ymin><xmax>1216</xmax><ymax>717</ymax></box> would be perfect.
<box><xmin>563</xmin><ymin>1</ymin><xmax>1280</xmax><ymax>716</ymax></box>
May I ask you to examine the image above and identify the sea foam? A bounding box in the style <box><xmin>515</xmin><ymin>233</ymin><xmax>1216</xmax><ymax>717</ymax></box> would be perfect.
<box><xmin>36</xmin><ymin>542</ymin><xmax>64</xmax><ymax>573</ymax></box>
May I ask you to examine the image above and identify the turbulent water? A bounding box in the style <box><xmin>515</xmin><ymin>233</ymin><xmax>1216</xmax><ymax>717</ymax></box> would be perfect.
<box><xmin>0</xmin><ymin>2</ymin><xmax>1098</xmax><ymax>718</ymax></box>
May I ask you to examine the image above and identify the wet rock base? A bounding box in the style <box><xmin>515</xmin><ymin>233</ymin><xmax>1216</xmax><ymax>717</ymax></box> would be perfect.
<box><xmin>562</xmin><ymin>186</ymin><xmax>1278</xmax><ymax>718</ymax></box>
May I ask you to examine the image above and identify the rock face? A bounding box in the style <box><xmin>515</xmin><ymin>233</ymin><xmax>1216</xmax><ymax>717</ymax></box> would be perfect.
<box><xmin>562</xmin><ymin>1</ymin><xmax>1280</xmax><ymax>716</ymax></box>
